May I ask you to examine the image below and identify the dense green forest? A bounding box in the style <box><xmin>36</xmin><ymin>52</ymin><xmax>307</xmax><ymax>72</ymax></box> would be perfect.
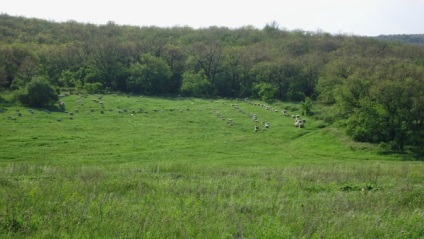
<box><xmin>1</xmin><ymin>14</ymin><xmax>424</xmax><ymax>154</ymax></box>
<box><xmin>376</xmin><ymin>34</ymin><xmax>424</xmax><ymax>45</ymax></box>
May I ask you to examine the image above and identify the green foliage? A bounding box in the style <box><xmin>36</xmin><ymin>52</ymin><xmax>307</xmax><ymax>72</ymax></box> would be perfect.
<box><xmin>84</xmin><ymin>40</ymin><xmax>127</xmax><ymax>90</ymax></box>
<box><xmin>301</xmin><ymin>97</ymin><xmax>313</xmax><ymax>116</ymax></box>
<box><xmin>180</xmin><ymin>71</ymin><xmax>211</xmax><ymax>97</ymax></box>
<box><xmin>316</xmin><ymin>59</ymin><xmax>354</xmax><ymax>105</ymax></box>
<box><xmin>14</xmin><ymin>76</ymin><xmax>58</xmax><ymax>107</ymax></box>
<box><xmin>0</xmin><ymin>66</ymin><xmax>7</xmax><ymax>89</ymax></box>
<box><xmin>376</xmin><ymin>34</ymin><xmax>424</xmax><ymax>45</ymax></box>
<box><xmin>84</xmin><ymin>82</ymin><xmax>103</xmax><ymax>94</ymax></box>
<box><xmin>341</xmin><ymin>75</ymin><xmax>424</xmax><ymax>151</ymax></box>
<box><xmin>345</xmin><ymin>99</ymin><xmax>388</xmax><ymax>143</ymax></box>
<box><xmin>253</xmin><ymin>82</ymin><xmax>277</xmax><ymax>103</ymax></box>
<box><xmin>127</xmin><ymin>54</ymin><xmax>172</xmax><ymax>94</ymax></box>
<box><xmin>58</xmin><ymin>70</ymin><xmax>81</xmax><ymax>88</ymax></box>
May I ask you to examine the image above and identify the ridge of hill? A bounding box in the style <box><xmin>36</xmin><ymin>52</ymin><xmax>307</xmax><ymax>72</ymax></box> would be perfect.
<box><xmin>376</xmin><ymin>34</ymin><xmax>424</xmax><ymax>45</ymax></box>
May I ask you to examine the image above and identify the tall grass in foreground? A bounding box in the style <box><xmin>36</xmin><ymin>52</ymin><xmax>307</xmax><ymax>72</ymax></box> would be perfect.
<box><xmin>1</xmin><ymin>162</ymin><xmax>423</xmax><ymax>238</ymax></box>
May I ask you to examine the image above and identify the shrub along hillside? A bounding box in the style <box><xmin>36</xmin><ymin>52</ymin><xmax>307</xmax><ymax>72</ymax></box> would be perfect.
<box><xmin>1</xmin><ymin>14</ymin><xmax>424</xmax><ymax>150</ymax></box>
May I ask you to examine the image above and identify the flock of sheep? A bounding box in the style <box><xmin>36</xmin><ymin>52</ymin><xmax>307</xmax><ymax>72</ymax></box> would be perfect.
<box><xmin>3</xmin><ymin>94</ymin><xmax>307</xmax><ymax>133</ymax></box>
<box><xmin>212</xmin><ymin>98</ymin><xmax>307</xmax><ymax>132</ymax></box>
<box><xmin>243</xmin><ymin>99</ymin><xmax>307</xmax><ymax>132</ymax></box>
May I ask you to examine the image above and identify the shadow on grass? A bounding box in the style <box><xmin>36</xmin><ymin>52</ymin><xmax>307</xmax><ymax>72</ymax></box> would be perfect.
<box><xmin>0</xmin><ymin>96</ymin><xmax>15</xmax><ymax>112</ymax></box>
<box><xmin>0</xmin><ymin>98</ymin><xmax>65</xmax><ymax>114</ymax></box>
<box><xmin>378</xmin><ymin>149</ymin><xmax>424</xmax><ymax>161</ymax></box>
<box><xmin>43</xmin><ymin>105</ymin><xmax>66</xmax><ymax>113</ymax></box>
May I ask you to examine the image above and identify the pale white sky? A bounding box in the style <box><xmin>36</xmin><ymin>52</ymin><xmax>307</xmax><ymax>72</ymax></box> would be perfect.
<box><xmin>1</xmin><ymin>0</ymin><xmax>424</xmax><ymax>36</ymax></box>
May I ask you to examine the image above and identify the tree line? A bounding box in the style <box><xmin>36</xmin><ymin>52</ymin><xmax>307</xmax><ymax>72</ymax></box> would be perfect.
<box><xmin>1</xmin><ymin>14</ymin><xmax>424</xmax><ymax>154</ymax></box>
<box><xmin>376</xmin><ymin>34</ymin><xmax>424</xmax><ymax>45</ymax></box>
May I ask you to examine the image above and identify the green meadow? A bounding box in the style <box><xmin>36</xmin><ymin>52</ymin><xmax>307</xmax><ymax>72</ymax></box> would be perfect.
<box><xmin>1</xmin><ymin>93</ymin><xmax>423</xmax><ymax>238</ymax></box>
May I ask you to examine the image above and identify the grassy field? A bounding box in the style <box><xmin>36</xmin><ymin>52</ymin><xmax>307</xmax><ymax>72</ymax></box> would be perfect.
<box><xmin>0</xmin><ymin>92</ymin><xmax>423</xmax><ymax>238</ymax></box>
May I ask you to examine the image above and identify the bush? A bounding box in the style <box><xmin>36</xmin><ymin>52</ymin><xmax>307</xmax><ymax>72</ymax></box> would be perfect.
<box><xmin>15</xmin><ymin>77</ymin><xmax>58</xmax><ymax>107</ymax></box>
<box><xmin>180</xmin><ymin>71</ymin><xmax>211</xmax><ymax>97</ymax></box>
<box><xmin>253</xmin><ymin>82</ymin><xmax>277</xmax><ymax>103</ymax></box>
<box><xmin>301</xmin><ymin>97</ymin><xmax>313</xmax><ymax>116</ymax></box>
<box><xmin>84</xmin><ymin>82</ymin><xmax>103</xmax><ymax>94</ymax></box>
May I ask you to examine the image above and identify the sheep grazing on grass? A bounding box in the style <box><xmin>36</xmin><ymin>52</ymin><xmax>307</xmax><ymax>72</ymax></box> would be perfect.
<box><xmin>294</xmin><ymin>119</ymin><xmax>305</xmax><ymax>128</ymax></box>
<box><xmin>57</xmin><ymin>118</ymin><xmax>62</xmax><ymax>122</ymax></box>
<box><xmin>254</xmin><ymin>125</ymin><xmax>259</xmax><ymax>132</ymax></box>
<box><xmin>265</xmin><ymin>122</ymin><xmax>270</xmax><ymax>129</ymax></box>
<box><xmin>59</xmin><ymin>101</ymin><xmax>65</xmax><ymax>108</ymax></box>
<box><xmin>17</xmin><ymin>112</ymin><xmax>22</xmax><ymax>117</ymax></box>
<box><xmin>100</xmin><ymin>110</ymin><xmax>104</xmax><ymax>114</ymax></box>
